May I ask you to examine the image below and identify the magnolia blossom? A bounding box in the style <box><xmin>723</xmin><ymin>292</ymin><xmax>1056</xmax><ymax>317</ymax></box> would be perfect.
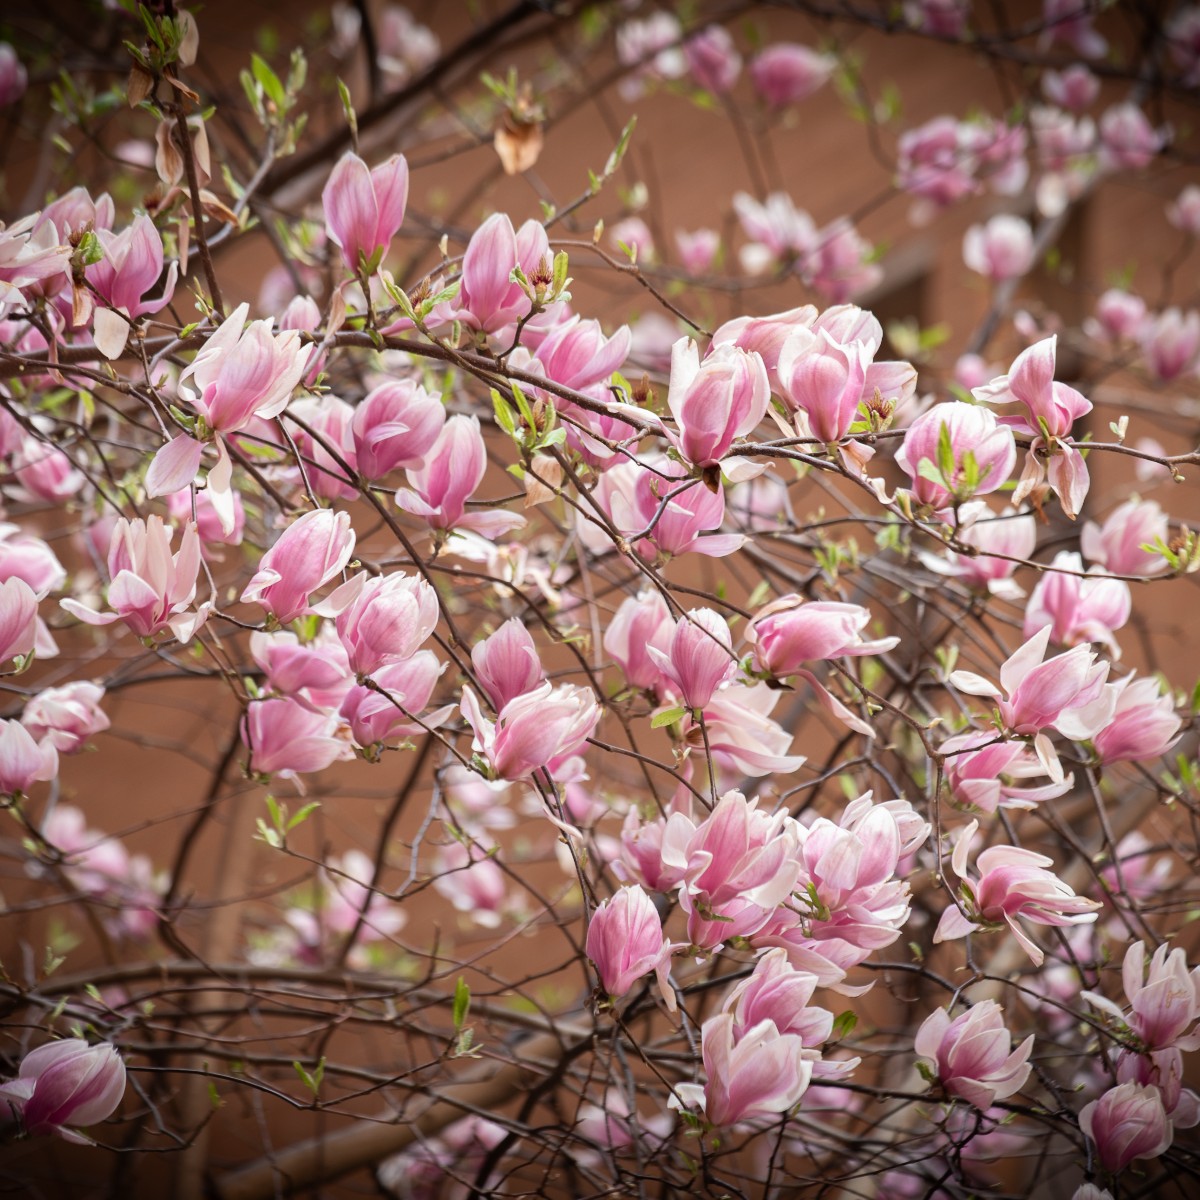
<box><xmin>460</xmin><ymin>680</ymin><xmax>599</xmax><ymax>781</ymax></box>
<box><xmin>749</xmin><ymin>43</ymin><xmax>835</xmax><ymax>107</ymax></box>
<box><xmin>1081</xmin><ymin>499</ymin><xmax>1169</xmax><ymax>577</ymax></box>
<box><xmin>1042</xmin><ymin>64</ymin><xmax>1100</xmax><ymax>112</ymax></box>
<box><xmin>665</xmin><ymin>337</ymin><xmax>769</xmax><ymax>471</ymax></box>
<box><xmin>1079</xmin><ymin>1083</ymin><xmax>1173</xmax><ymax>1173</ymax></box>
<box><xmin>21</xmin><ymin>681</ymin><xmax>108</xmax><ymax>753</ymax></box>
<box><xmin>1091</xmin><ymin>674</ymin><xmax>1181</xmax><ymax>765</ymax></box>
<box><xmin>603</xmin><ymin>590</ymin><xmax>673</xmax><ymax>693</ymax></box>
<box><xmin>396</xmin><ymin>414</ymin><xmax>525</xmax><ymax>538</ymax></box>
<box><xmin>1022</xmin><ymin>552</ymin><xmax>1131</xmax><ymax>655</ymax></box>
<box><xmin>675</xmin><ymin>1013</ymin><xmax>811</xmax><ymax>1127</ymax></box>
<box><xmin>61</xmin><ymin>516</ymin><xmax>208</xmax><ymax>642</ymax></box>
<box><xmin>615</xmin><ymin>12</ymin><xmax>686</xmax><ymax>99</ymax></box>
<box><xmin>586</xmin><ymin>885</ymin><xmax>674</xmax><ymax>1008</ymax></box>
<box><xmin>941</xmin><ymin>731</ymin><xmax>1072</xmax><ymax>813</ymax></box>
<box><xmin>1088</xmin><ymin>288</ymin><xmax>1147</xmax><ymax>342</ymax></box>
<box><xmin>939</xmin><ymin>503</ymin><xmax>1037</xmax><ymax>599</ymax></box>
<box><xmin>340</xmin><ymin>651</ymin><xmax>447</xmax><ymax>748</ymax></box>
<box><xmin>683</xmin><ymin>25</ymin><xmax>741</xmax><ymax>94</ymax></box>
<box><xmin>896</xmin><ymin>401</ymin><xmax>1016</xmax><ymax>509</ymax></box>
<box><xmin>457</xmin><ymin>212</ymin><xmax>552</xmax><ymax>333</ymax></box>
<box><xmin>241</xmin><ymin>508</ymin><xmax>356</xmax><ymax>624</ymax></box>
<box><xmin>85</xmin><ymin>214</ymin><xmax>177</xmax><ymax>358</ymax></box>
<box><xmin>242</xmin><ymin>697</ymin><xmax>354</xmax><ymax>779</ymax></box>
<box><xmin>328</xmin><ymin>570</ymin><xmax>439</xmax><ymax>677</ymax></box>
<box><xmin>1139</xmin><ymin>308</ymin><xmax>1200</xmax><ymax>382</ymax></box>
<box><xmin>532</xmin><ymin>315</ymin><xmax>631</xmax><ymax>392</ymax></box>
<box><xmin>646</xmin><ymin>608</ymin><xmax>736</xmax><ymax>709</ymax></box>
<box><xmin>733</xmin><ymin>191</ymin><xmax>818</xmax><ymax>274</ymax></box>
<box><xmin>681</xmin><ymin>681</ymin><xmax>806</xmax><ymax>778</ymax></box>
<box><xmin>914</xmin><ymin>1001</ymin><xmax>1034</xmax><ymax>1110</ymax></box>
<box><xmin>962</xmin><ymin>214</ymin><xmax>1034</xmax><ymax>282</ymax></box>
<box><xmin>934</xmin><ymin>819</ymin><xmax>1101</xmax><ymax>965</ymax></box>
<box><xmin>0</xmin><ymin>1039</ymin><xmax>125</xmax><ymax>1144</ymax></box>
<box><xmin>0</xmin><ymin>718</ymin><xmax>58</xmax><ymax>795</ymax></box>
<box><xmin>0</xmin><ymin>574</ymin><xmax>37</xmax><ymax>664</ymax></box>
<box><xmin>351</xmin><ymin>379</ymin><xmax>446</xmax><ymax>480</ymax></box>
<box><xmin>322</xmin><ymin>151</ymin><xmax>409</xmax><ymax>272</ymax></box>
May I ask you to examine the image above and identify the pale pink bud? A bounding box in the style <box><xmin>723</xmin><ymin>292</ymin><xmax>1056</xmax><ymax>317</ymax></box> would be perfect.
<box><xmin>691</xmin><ymin>1012</ymin><xmax>811</xmax><ymax>1126</ymax></box>
<box><xmin>471</xmin><ymin>618</ymin><xmax>544</xmax><ymax>711</ymax></box>
<box><xmin>331</xmin><ymin>571</ymin><xmax>439</xmax><ymax>676</ymax></box>
<box><xmin>351</xmin><ymin>379</ymin><xmax>446</xmax><ymax>480</ymax></box>
<box><xmin>749</xmin><ymin>43</ymin><xmax>834</xmax><ymax>107</ymax></box>
<box><xmin>395</xmin><ymin>414</ymin><xmax>525</xmax><ymax>538</ymax></box>
<box><xmin>1042</xmin><ymin>64</ymin><xmax>1099</xmax><ymax>112</ymax></box>
<box><xmin>0</xmin><ymin>1039</ymin><xmax>125</xmax><ymax>1144</ymax></box>
<box><xmin>1081</xmin><ymin>499</ymin><xmax>1169</xmax><ymax>577</ymax></box>
<box><xmin>21</xmin><ymin>681</ymin><xmax>108</xmax><ymax>753</ymax></box>
<box><xmin>13</xmin><ymin>438</ymin><xmax>86</xmax><ymax>503</ymax></box>
<box><xmin>322</xmin><ymin>151</ymin><xmax>409</xmax><ymax>272</ymax></box>
<box><xmin>339</xmin><ymin>650</ymin><xmax>446</xmax><ymax>747</ymax></box>
<box><xmin>0</xmin><ymin>43</ymin><xmax>28</xmax><ymax>106</ymax></box>
<box><xmin>747</xmin><ymin>594</ymin><xmax>898</xmax><ymax>676</ymax></box>
<box><xmin>1099</xmin><ymin>102</ymin><xmax>1166</xmax><ymax>171</ymax></box>
<box><xmin>432</xmin><ymin>842</ymin><xmax>508</xmax><ymax>927</ymax></box>
<box><xmin>461</xmin><ymin>681</ymin><xmax>599</xmax><ymax>781</ymax></box>
<box><xmin>1092</xmin><ymin>675</ymin><xmax>1181</xmax><ymax>765</ymax></box>
<box><xmin>896</xmin><ymin>401</ymin><xmax>1016</xmax><ymax>509</ymax></box>
<box><xmin>242</xmin><ymin>697</ymin><xmax>353</xmax><ymax>778</ymax></box>
<box><xmin>683</xmin><ymin>25</ymin><xmax>740</xmax><ymax>94</ymax></box>
<box><xmin>0</xmin><ymin>575</ymin><xmax>37</xmax><ymax>664</ymax></box>
<box><xmin>0</xmin><ymin>718</ymin><xmax>57</xmax><ymax>793</ymax></box>
<box><xmin>1090</xmin><ymin>288</ymin><xmax>1146</xmax><ymax>341</ymax></box>
<box><xmin>1139</xmin><ymin>308</ymin><xmax>1200</xmax><ymax>381</ymax></box>
<box><xmin>776</xmin><ymin>327</ymin><xmax>871</xmax><ymax>443</ymax></box>
<box><xmin>1079</xmin><ymin>1083</ymin><xmax>1173</xmax><ymax>1173</ymax></box>
<box><xmin>674</xmin><ymin>228</ymin><xmax>719</xmax><ymax>275</ymax></box>
<box><xmin>60</xmin><ymin>516</ymin><xmax>206</xmax><ymax>642</ymax></box>
<box><xmin>1023</xmin><ymin>551</ymin><xmax>1130</xmax><ymax>653</ymax></box>
<box><xmin>666</xmin><ymin>337</ymin><xmax>769</xmax><ymax>468</ymax></box>
<box><xmin>963</xmin><ymin>214</ymin><xmax>1035</xmax><ymax>281</ymax></box>
<box><xmin>1167</xmin><ymin>184</ymin><xmax>1200</xmax><ymax>236</ymax></box>
<box><xmin>586</xmin><ymin>885</ymin><xmax>672</xmax><ymax>1000</ymax></box>
<box><xmin>914</xmin><ymin>1001</ymin><xmax>1034</xmax><ymax>1110</ymax></box>
<box><xmin>458</xmin><ymin>213</ymin><xmax>551</xmax><ymax>333</ymax></box>
<box><xmin>240</xmin><ymin>508</ymin><xmax>356</xmax><ymax>624</ymax></box>
<box><xmin>647</xmin><ymin>608</ymin><xmax>735</xmax><ymax>708</ymax></box>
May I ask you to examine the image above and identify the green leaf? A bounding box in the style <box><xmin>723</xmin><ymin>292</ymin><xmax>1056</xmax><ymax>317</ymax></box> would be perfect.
<box><xmin>491</xmin><ymin>390</ymin><xmax>517</xmax><ymax>436</ymax></box>
<box><xmin>831</xmin><ymin>1010</ymin><xmax>858</xmax><ymax>1040</ymax></box>
<box><xmin>651</xmin><ymin>705</ymin><xmax>687</xmax><ymax>729</ymax></box>
<box><xmin>251</xmin><ymin>53</ymin><xmax>285</xmax><ymax>110</ymax></box>
<box><xmin>293</xmin><ymin>1057</ymin><xmax>325</xmax><ymax>1097</ymax></box>
<box><xmin>452</xmin><ymin>976</ymin><xmax>470</xmax><ymax>1030</ymax></box>
<box><xmin>603</xmin><ymin>116</ymin><xmax>637</xmax><ymax>178</ymax></box>
<box><xmin>286</xmin><ymin>802</ymin><xmax>320</xmax><ymax>831</ymax></box>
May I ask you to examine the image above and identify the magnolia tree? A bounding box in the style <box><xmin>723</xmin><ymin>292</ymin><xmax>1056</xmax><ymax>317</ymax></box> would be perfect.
<box><xmin>1</xmin><ymin>0</ymin><xmax>1200</xmax><ymax>1196</ymax></box>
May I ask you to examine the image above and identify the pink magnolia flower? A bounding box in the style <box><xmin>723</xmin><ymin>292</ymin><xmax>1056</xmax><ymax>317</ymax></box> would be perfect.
<box><xmin>286</xmin><ymin>393</ymin><xmax>358</xmax><ymax>500</ymax></box>
<box><xmin>322</xmin><ymin>151</ymin><xmax>409</xmax><ymax>273</ymax></box>
<box><xmin>1079</xmin><ymin>1083</ymin><xmax>1172</xmax><ymax>1173</ymax></box>
<box><xmin>0</xmin><ymin>525</ymin><xmax>64</xmax><ymax>601</ymax></box>
<box><xmin>0</xmin><ymin>574</ymin><xmax>37</xmax><ymax>665</ymax></box>
<box><xmin>1105</xmin><ymin>941</ymin><xmax>1200</xmax><ymax>1054</ymax></box>
<box><xmin>1042</xmin><ymin>64</ymin><xmax>1100</xmax><ymax>112</ymax></box>
<box><xmin>603</xmin><ymin>590</ymin><xmax>673</xmax><ymax>693</ymax></box>
<box><xmin>0</xmin><ymin>1039</ymin><xmax>125</xmax><ymax>1144</ymax></box>
<box><xmin>1115</xmin><ymin>1046</ymin><xmax>1199</xmax><ymax>1128</ymax></box>
<box><xmin>1023</xmin><ymin>551</ymin><xmax>1131</xmax><ymax>655</ymax></box>
<box><xmin>674</xmin><ymin>228</ymin><xmax>719</xmax><ymax>275</ymax></box>
<box><xmin>1139</xmin><ymin>308</ymin><xmax>1200</xmax><ymax>382</ymax></box>
<box><xmin>251</xmin><ymin>627</ymin><xmax>352</xmax><ymax>712</ymax></box>
<box><xmin>12</xmin><ymin>437</ymin><xmax>87</xmax><ymax>504</ymax></box>
<box><xmin>1081</xmin><ymin>500</ymin><xmax>1168</xmax><ymax>578</ymax></box>
<box><xmin>1167</xmin><ymin>184</ymin><xmax>1200</xmax><ymax>235</ymax></box>
<box><xmin>682</xmin><ymin>1013</ymin><xmax>811</xmax><ymax>1127</ymax></box>
<box><xmin>662</xmin><ymin>789</ymin><xmax>802</xmax><ymax>947</ymax></box>
<box><xmin>896</xmin><ymin>401</ymin><xmax>1016</xmax><ymax>509</ymax></box>
<box><xmin>242</xmin><ymin>696</ymin><xmax>353</xmax><ymax>779</ymax></box>
<box><xmin>681</xmin><ymin>681</ymin><xmax>807</xmax><ymax>778</ymax></box>
<box><xmin>1098</xmin><ymin>102</ymin><xmax>1166</xmax><ymax>171</ymax></box>
<box><xmin>351</xmin><ymin>378</ymin><xmax>446</xmax><ymax>480</ymax></box>
<box><xmin>647</xmin><ymin>607</ymin><xmax>736</xmax><ymax>709</ymax></box>
<box><xmin>1091</xmin><ymin>674</ymin><xmax>1181</xmax><ymax>765</ymax></box>
<box><xmin>711</xmin><ymin>304</ymin><xmax>819</xmax><ymax>387</ymax></box>
<box><xmin>939</xmin><ymin>502</ymin><xmax>1037</xmax><ymax>600</ymax></box>
<box><xmin>471</xmin><ymin>618</ymin><xmax>544</xmax><ymax>711</ymax></box>
<box><xmin>85</xmin><ymin>214</ymin><xmax>177</xmax><ymax>358</ymax></box>
<box><xmin>1040</xmin><ymin>0</ymin><xmax>1108</xmax><ymax>59</ymax></box>
<box><xmin>934</xmin><ymin>818</ymin><xmax>1102</xmax><ymax>965</ymax></box>
<box><xmin>20</xmin><ymin>681</ymin><xmax>108</xmax><ymax>753</ymax></box>
<box><xmin>722</xmin><ymin>948</ymin><xmax>833</xmax><ymax>1051</ymax></box>
<box><xmin>733</xmin><ymin>191</ymin><xmax>817</xmax><ymax>274</ymax></box>
<box><xmin>615</xmin><ymin>13</ymin><xmax>686</xmax><ymax>100</ymax></box>
<box><xmin>457</xmin><ymin>213</ymin><xmax>552</xmax><ymax>333</ymax></box>
<box><xmin>683</xmin><ymin>25</ymin><xmax>741</xmax><ymax>94</ymax></box>
<box><xmin>340</xmin><ymin>650</ymin><xmax>447</xmax><ymax>748</ymax></box>
<box><xmin>904</xmin><ymin>0</ymin><xmax>969</xmax><ymax>36</ymax></box>
<box><xmin>395</xmin><ymin>414</ymin><xmax>525</xmax><ymax>539</ymax></box>
<box><xmin>914</xmin><ymin>1001</ymin><xmax>1034</xmax><ymax>1110</ymax></box>
<box><xmin>963</xmin><ymin>214</ymin><xmax>1034</xmax><ymax>282</ymax></box>
<box><xmin>896</xmin><ymin>116</ymin><xmax>980</xmax><ymax>207</ymax></box>
<box><xmin>240</xmin><ymin>508</ymin><xmax>356</xmax><ymax>624</ymax></box>
<box><xmin>749</xmin><ymin>44</ymin><xmax>835</xmax><ymax>108</ymax></box>
<box><xmin>533</xmin><ymin>315</ymin><xmax>631</xmax><ymax>392</ymax></box>
<box><xmin>775</xmin><ymin>326</ymin><xmax>872</xmax><ymax>444</ymax></box>
<box><xmin>941</xmin><ymin>730</ymin><xmax>1073</xmax><ymax>814</ymax></box>
<box><xmin>432</xmin><ymin>841</ymin><xmax>508</xmax><ymax>928</ymax></box>
<box><xmin>0</xmin><ymin>718</ymin><xmax>58</xmax><ymax>794</ymax></box>
<box><xmin>460</xmin><ymin>680</ymin><xmax>599</xmax><ymax>781</ymax></box>
<box><xmin>166</xmin><ymin>485</ymin><xmax>245</xmax><ymax>552</ymax></box>
<box><xmin>60</xmin><ymin>516</ymin><xmax>208</xmax><ymax>642</ymax></box>
<box><xmin>0</xmin><ymin>42</ymin><xmax>27</xmax><ymax>107</ymax></box>
<box><xmin>1088</xmin><ymin>288</ymin><xmax>1147</xmax><ymax>342</ymax></box>
<box><xmin>586</xmin><ymin>885</ymin><xmax>674</xmax><ymax>1007</ymax></box>
<box><xmin>807</xmin><ymin>218</ymin><xmax>883</xmax><ymax>303</ymax></box>
<box><xmin>328</xmin><ymin>571</ymin><xmax>439</xmax><ymax>677</ymax></box>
